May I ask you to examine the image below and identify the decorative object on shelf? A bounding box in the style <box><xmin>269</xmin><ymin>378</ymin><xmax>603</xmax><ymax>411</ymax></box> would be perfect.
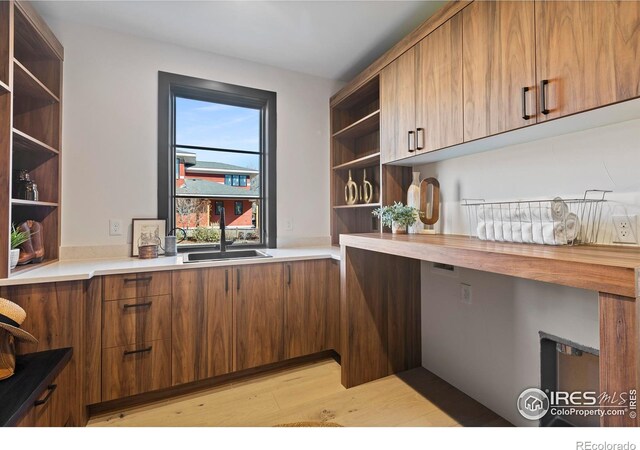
<box><xmin>9</xmin><ymin>225</ymin><xmax>29</xmax><ymax>270</ymax></box>
<box><xmin>419</xmin><ymin>177</ymin><xmax>441</xmax><ymax>230</ymax></box>
<box><xmin>372</xmin><ymin>202</ymin><xmax>419</xmax><ymax>234</ymax></box>
<box><xmin>360</xmin><ymin>169</ymin><xmax>374</xmax><ymax>204</ymax></box>
<box><xmin>344</xmin><ymin>170</ymin><xmax>359</xmax><ymax>205</ymax></box>
<box><xmin>462</xmin><ymin>190</ymin><xmax>609</xmax><ymax>246</ymax></box>
<box><xmin>132</xmin><ymin>218</ymin><xmax>166</xmax><ymax>257</ymax></box>
<box><xmin>0</xmin><ymin>297</ymin><xmax>39</xmax><ymax>381</ymax></box>
<box><xmin>164</xmin><ymin>227</ymin><xmax>186</xmax><ymax>257</ymax></box>
<box><xmin>13</xmin><ymin>169</ymin><xmax>38</xmax><ymax>201</ymax></box>
<box><xmin>16</xmin><ymin>221</ymin><xmax>42</xmax><ymax>266</ymax></box>
<box><xmin>407</xmin><ymin>172</ymin><xmax>423</xmax><ymax>234</ymax></box>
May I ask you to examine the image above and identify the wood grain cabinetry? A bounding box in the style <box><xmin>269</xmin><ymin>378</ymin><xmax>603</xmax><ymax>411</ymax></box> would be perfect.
<box><xmin>0</xmin><ymin>281</ymin><xmax>85</xmax><ymax>426</ymax></box>
<box><xmin>16</xmin><ymin>363</ymin><xmax>72</xmax><ymax>427</ymax></box>
<box><xmin>235</xmin><ymin>263</ymin><xmax>284</xmax><ymax>371</ymax></box>
<box><xmin>536</xmin><ymin>0</ymin><xmax>640</xmax><ymax>121</ymax></box>
<box><xmin>172</xmin><ymin>268</ymin><xmax>232</xmax><ymax>385</ymax></box>
<box><xmin>462</xmin><ymin>0</ymin><xmax>536</xmax><ymax>141</ymax></box>
<box><xmin>102</xmin><ymin>294</ymin><xmax>171</xmax><ymax>348</ymax></box>
<box><xmin>415</xmin><ymin>12</ymin><xmax>463</xmax><ymax>152</ymax></box>
<box><xmin>284</xmin><ymin>260</ymin><xmax>337</xmax><ymax>359</ymax></box>
<box><xmin>380</xmin><ymin>48</ymin><xmax>416</xmax><ymax>163</ymax></box>
<box><xmin>101</xmin><ymin>339</ymin><xmax>171</xmax><ymax>402</ymax></box>
<box><xmin>103</xmin><ymin>271</ymin><xmax>170</xmax><ymax>301</ymax></box>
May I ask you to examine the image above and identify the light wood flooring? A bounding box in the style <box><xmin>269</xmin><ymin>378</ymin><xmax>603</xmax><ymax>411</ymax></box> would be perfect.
<box><xmin>88</xmin><ymin>358</ymin><xmax>511</xmax><ymax>427</ymax></box>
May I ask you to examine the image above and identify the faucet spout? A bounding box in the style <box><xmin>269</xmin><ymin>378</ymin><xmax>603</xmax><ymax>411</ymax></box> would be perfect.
<box><xmin>220</xmin><ymin>207</ymin><xmax>226</xmax><ymax>254</ymax></box>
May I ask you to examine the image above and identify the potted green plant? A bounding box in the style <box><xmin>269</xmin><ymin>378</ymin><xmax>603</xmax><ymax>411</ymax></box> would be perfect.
<box><xmin>372</xmin><ymin>202</ymin><xmax>419</xmax><ymax>234</ymax></box>
<box><xmin>10</xmin><ymin>225</ymin><xmax>30</xmax><ymax>270</ymax></box>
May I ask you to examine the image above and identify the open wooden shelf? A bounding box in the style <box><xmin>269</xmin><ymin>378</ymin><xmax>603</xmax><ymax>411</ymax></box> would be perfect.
<box><xmin>333</xmin><ymin>203</ymin><xmax>381</xmax><ymax>210</ymax></box>
<box><xmin>13</xmin><ymin>58</ymin><xmax>59</xmax><ymax>103</ymax></box>
<box><xmin>332</xmin><ymin>152</ymin><xmax>380</xmax><ymax>171</ymax></box>
<box><xmin>11</xmin><ymin>199</ymin><xmax>58</xmax><ymax>208</ymax></box>
<box><xmin>0</xmin><ymin>79</ymin><xmax>9</xmax><ymax>94</ymax></box>
<box><xmin>13</xmin><ymin>127</ymin><xmax>59</xmax><ymax>167</ymax></box>
<box><xmin>333</xmin><ymin>110</ymin><xmax>380</xmax><ymax>140</ymax></box>
<box><xmin>10</xmin><ymin>258</ymin><xmax>58</xmax><ymax>276</ymax></box>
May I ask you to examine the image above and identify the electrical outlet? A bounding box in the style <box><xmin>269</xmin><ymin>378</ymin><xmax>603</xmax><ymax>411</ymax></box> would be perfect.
<box><xmin>613</xmin><ymin>215</ymin><xmax>637</xmax><ymax>244</ymax></box>
<box><xmin>109</xmin><ymin>219</ymin><xmax>123</xmax><ymax>236</ymax></box>
<box><xmin>284</xmin><ymin>218</ymin><xmax>293</xmax><ymax>231</ymax></box>
<box><xmin>460</xmin><ymin>283</ymin><xmax>472</xmax><ymax>305</ymax></box>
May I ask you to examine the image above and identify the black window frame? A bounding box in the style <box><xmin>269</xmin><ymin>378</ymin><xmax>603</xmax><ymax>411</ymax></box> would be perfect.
<box><xmin>158</xmin><ymin>71</ymin><xmax>277</xmax><ymax>249</ymax></box>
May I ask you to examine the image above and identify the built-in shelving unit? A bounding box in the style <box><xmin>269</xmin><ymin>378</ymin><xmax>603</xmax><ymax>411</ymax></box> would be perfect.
<box><xmin>0</xmin><ymin>1</ymin><xmax>63</xmax><ymax>277</ymax></box>
<box><xmin>330</xmin><ymin>76</ymin><xmax>411</xmax><ymax>245</ymax></box>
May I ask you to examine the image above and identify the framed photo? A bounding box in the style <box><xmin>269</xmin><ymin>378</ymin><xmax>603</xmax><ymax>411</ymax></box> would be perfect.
<box><xmin>131</xmin><ymin>218</ymin><xmax>166</xmax><ymax>256</ymax></box>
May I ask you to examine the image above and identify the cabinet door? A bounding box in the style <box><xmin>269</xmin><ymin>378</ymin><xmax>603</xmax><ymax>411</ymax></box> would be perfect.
<box><xmin>235</xmin><ymin>263</ymin><xmax>284</xmax><ymax>371</ymax></box>
<box><xmin>536</xmin><ymin>1</ymin><xmax>640</xmax><ymax>121</ymax></box>
<box><xmin>462</xmin><ymin>1</ymin><xmax>536</xmax><ymax>141</ymax></box>
<box><xmin>284</xmin><ymin>260</ymin><xmax>328</xmax><ymax>359</ymax></box>
<box><xmin>380</xmin><ymin>47</ymin><xmax>416</xmax><ymax>163</ymax></box>
<box><xmin>0</xmin><ymin>282</ymin><xmax>84</xmax><ymax>426</ymax></box>
<box><xmin>172</xmin><ymin>268</ymin><xmax>233</xmax><ymax>385</ymax></box>
<box><xmin>416</xmin><ymin>12</ymin><xmax>463</xmax><ymax>153</ymax></box>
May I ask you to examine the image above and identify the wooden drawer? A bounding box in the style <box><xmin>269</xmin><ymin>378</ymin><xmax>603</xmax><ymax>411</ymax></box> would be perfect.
<box><xmin>103</xmin><ymin>271</ymin><xmax>171</xmax><ymax>301</ymax></box>
<box><xmin>101</xmin><ymin>339</ymin><xmax>171</xmax><ymax>401</ymax></box>
<box><xmin>102</xmin><ymin>295</ymin><xmax>171</xmax><ymax>348</ymax></box>
<box><xmin>16</xmin><ymin>363</ymin><xmax>72</xmax><ymax>427</ymax></box>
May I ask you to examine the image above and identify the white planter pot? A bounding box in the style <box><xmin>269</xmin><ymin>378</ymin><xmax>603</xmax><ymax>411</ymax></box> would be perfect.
<box><xmin>407</xmin><ymin>172</ymin><xmax>423</xmax><ymax>234</ymax></box>
<box><xmin>9</xmin><ymin>249</ymin><xmax>19</xmax><ymax>270</ymax></box>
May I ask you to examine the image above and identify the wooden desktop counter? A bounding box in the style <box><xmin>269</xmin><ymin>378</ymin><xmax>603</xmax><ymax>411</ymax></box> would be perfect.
<box><xmin>339</xmin><ymin>233</ymin><xmax>640</xmax><ymax>427</ymax></box>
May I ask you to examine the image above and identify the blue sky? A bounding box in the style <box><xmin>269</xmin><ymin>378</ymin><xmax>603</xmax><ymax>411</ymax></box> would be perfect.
<box><xmin>176</xmin><ymin>97</ymin><xmax>260</xmax><ymax>170</ymax></box>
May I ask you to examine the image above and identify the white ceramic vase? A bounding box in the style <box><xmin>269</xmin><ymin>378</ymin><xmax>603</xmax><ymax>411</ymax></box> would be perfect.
<box><xmin>9</xmin><ymin>249</ymin><xmax>19</xmax><ymax>270</ymax></box>
<box><xmin>407</xmin><ymin>172</ymin><xmax>422</xmax><ymax>234</ymax></box>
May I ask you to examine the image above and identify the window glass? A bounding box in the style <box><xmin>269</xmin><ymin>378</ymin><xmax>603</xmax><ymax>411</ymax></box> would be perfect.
<box><xmin>234</xmin><ymin>201</ymin><xmax>243</xmax><ymax>215</ymax></box>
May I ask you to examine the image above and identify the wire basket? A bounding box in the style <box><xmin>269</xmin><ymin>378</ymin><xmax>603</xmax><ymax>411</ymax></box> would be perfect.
<box><xmin>462</xmin><ymin>190</ymin><xmax>610</xmax><ymax>246</ymax></box>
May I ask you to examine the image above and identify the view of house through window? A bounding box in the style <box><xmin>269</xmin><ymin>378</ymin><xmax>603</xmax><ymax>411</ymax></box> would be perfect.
<box><xmin>174</xmin><ymin>97</ymin><xmax>262</xmax><ymax>246</ymax></box>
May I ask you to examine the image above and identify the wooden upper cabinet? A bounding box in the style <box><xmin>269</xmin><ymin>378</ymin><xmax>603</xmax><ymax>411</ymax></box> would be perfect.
<box><xmin>284</xmin><ymin>260</ymin><xmax>329</xmax><ymax>359</ymax></box>
<box><xmin>536</xmin><ymin>1</ymin><xmax>640</xmax><ymax>121</ymax></box>
<box><xmin>462</xmin><ymin>1</ymin><xmax>536</xmax><ymax>141</ymax></box>
<box><xmin>380</xmin><ymin>47</ymin><xmax>416</xmax><ymax>163</ymax></box>
<box><xmin>415</xmin><ymin>12</ymin><xmax>463</xmax><ymax>153</ymax></box>
<box><xmin>172</xmin><ymin>268</ymin><xmax>233</xmax><ymax>385</ymax></box>
<box><xmin>235</xmin><ymin>263</ymin><xmax>284</xmax><ymax>371</ymax></box>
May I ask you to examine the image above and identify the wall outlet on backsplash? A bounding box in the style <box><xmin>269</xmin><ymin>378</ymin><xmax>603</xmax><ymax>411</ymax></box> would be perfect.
<box><xmin>612</xmin><ymin>215</ymin><xmax>637</xmax><ymax>244</ymax></box>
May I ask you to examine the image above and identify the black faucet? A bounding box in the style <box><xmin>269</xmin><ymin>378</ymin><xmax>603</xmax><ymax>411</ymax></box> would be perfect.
<box><xmin>219</xmin><ymin>206</ymin><xmax>226</xmax><ymax>253</ymax></box>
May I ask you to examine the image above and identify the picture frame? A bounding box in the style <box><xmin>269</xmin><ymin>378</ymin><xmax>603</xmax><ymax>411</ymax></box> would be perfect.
<box><xmin>131</xmin><ymin>218</ymin><xmax>166</xmax><ymax>256</ymax></box>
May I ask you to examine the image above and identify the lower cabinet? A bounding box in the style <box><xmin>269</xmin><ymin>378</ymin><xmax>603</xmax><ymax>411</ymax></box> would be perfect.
<box><xmin>171</xmin><ymin>268</ymin><xmax>233</xmax><ymax>385</ymax></box>
<box><xmin>16</xmin><ymin>363</ymin><xmax>72</xmax><ymax>427</ymax></box>
<box><xmin>101</xmin><ymin>339</ymin><xmax>171</xmax><ymax>402</ymax></box>
<box><xmin>235</xmin><ymin>263</ymin><xmax>285</xmax><ymax>371</ymax></box>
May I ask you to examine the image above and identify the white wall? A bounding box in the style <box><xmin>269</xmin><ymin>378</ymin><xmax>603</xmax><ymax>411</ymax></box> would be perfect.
<box><xmin>45</xmin><ymin>18</ymin><xmax>342</xmax><ymax>255</ymax></box>
<box><xmin>416</xmin><ymin>118</ymin><xmax>640</xmax><ymax>426</ymax></box>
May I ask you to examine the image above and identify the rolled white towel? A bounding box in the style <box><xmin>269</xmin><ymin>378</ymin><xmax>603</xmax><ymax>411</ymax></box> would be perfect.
<box><xmin>485</xmin><ymin>221</ymin><xmax>495</xmax><ymax>241</ymax></box>
<box><xmin>511</xmin><ymin>222</ymin><xmax>523</xmax><ymax>243</ymax></box>
<box><xmin>477</xmin><ymin>222</ymin><xmax>488</xmax><ymax>240</ymax></box>
<box><xmin>521</xmin><ymin>223</ymin><xmax>534</xmax><ymax>243</ymax></box>
<box><xmin>493</xmin><ymin>221</ymin><xmax>504</xmax><ymax>241</ymax></box>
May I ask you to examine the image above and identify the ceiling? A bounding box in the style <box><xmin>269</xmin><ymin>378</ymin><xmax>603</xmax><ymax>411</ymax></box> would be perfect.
<box><xmin>33</xmin><ymin>1</ymin><xmax>446</xmax><ymax>81</ymax></box>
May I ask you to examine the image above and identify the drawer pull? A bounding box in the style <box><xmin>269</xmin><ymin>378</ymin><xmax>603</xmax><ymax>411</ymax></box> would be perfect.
<box><xmin>34</xmin><ymin>384</ymin><xmax>57</xmax><ymax>406</ymax></box>
<box><xmin>123</xmin><ymin>276</ymin><xmax>153</xmax><ymax>283</ymax></box>
<box><xmin>540</xmin><ymin>79</ymin><xmax>550</xmax><ymax>115</ymax></box>
<box><xmin>123</xmin><ymin>301</ymin><xmax>153</xmax><ymax>309</ymax></box>
<box><xmin>123</xmin><ymin>346</ymin><xmax>152</xmax><ymax>356</ymax></box>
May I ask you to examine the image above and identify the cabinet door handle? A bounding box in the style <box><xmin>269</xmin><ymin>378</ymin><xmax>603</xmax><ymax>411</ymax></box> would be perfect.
<box><xmin>408</xmin><ymin>130</ymin><xmax>415</xmax><ymax>153</ymax></box>
<box><xmin>123</xmin><ymin>346</ymin><xmax>152</xmax><ymax>356</ymax></box>
<box><xmin>123</xmin><ymin>301</ymin><xmax>152</xmax><ymax>309</ymax></box>
<box><xmin>540</xmin><ymin>80</ymin><xmax>550</xmax><ymax>115</ymax></box>
<box><xmin>34</xmin><ymin>384</ymin><xmax>57</xmax><ymax>406</ymax></box>
<box><xmin>287</xmin><ymin>265</ymin><xmax>292</xmax><ymax>286</ymax></box>
<box><xmin>123</xmin><ymin>276</ymin><xmax>152</xmax><ymax>283</ymax></box>
<box><xmin>225</xmin><ymin>269</ymin><xmax>229</xmax><ymax>293</ymax></box>
<box><xmin>236</xmin><ymin>269</ymin><xmax>240</xmax><ymax>291</ymax></box>
<box><xmin>416</xmin><ymin>128</ymin><xmax>425</xmax><ymax>151</ymax></box>
<box><xmin>521</xmin><ymin>87</ymin><xmax>531</xmax><ymax>120</ymax></box>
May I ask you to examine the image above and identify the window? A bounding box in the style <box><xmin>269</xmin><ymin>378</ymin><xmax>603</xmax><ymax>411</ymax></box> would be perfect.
<box><xmin>158</xmin><ymin>72</ymin><xmax>277</xmax><ymax>249</ymax></box>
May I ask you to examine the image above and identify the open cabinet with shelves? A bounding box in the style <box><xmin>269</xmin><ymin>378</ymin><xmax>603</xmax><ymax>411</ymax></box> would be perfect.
<box><xmin>330</xmin><ymin>76</ymin><xmax>411</xmax><ymax>245</ymax></box>
<box><xmin>0</xmin><ymin>1</ymin><xmax>63</xmax><ymax>278</ymax></box>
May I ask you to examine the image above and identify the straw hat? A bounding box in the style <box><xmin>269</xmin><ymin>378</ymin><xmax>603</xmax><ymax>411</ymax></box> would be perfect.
<box><xmin>0</xmin><ymin>297</ymin><xmax>38</xmax><ymax>343</ymax></box>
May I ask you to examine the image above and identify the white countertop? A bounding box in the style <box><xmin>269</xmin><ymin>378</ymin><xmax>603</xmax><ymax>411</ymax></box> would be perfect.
<box><xmin>1</xmin><ymin>247</ymin><xmax>340</xmax><ymax>286</ymax></box>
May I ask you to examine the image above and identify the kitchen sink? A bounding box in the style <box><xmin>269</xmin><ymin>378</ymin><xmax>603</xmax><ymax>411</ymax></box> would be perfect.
<box><xmin>183</xmin><ymin>249</ymin><xmax>271</xmax><ymax>263</ymax></box>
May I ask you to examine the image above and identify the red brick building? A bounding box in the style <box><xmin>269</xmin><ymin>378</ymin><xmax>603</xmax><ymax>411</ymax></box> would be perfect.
<box><xmin>175</xmin><ymin>151</ymin><xmax>259</xmax><ymax>229</ymax></box>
